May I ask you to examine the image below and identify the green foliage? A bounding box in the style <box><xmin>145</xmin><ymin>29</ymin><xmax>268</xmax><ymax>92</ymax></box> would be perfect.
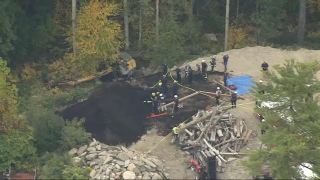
<box><xmin>59</xmin><ymin>118</ymin><xmax>91</xmax><ymax>152</ymax></box>
<box><xmin>245</xmin><ymin>60</ymin><xmax>320</xmax><ymax>179</ymax></box>
<box><xmin>39</xmin><ymin>154</ymin><xmax>89</xmax><ymax>179</ymax></box>
<box><xmin>0</xmin><ymin>127</ymin><xmax>36</xmax><ymax>172</ymax></box>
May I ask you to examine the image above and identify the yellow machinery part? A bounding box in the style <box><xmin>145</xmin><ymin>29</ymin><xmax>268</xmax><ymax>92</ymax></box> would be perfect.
<box><xmin>127</xmin><ymin>59</ymin><xmax>136</xmax><ymax>71</ymax></box>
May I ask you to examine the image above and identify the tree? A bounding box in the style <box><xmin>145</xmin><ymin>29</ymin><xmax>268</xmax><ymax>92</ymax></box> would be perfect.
<box><xmin>244</xmin><ymin>60</ymin><xmax>320</xmax><ymax>179</ymax></box>
<box><xmin>0</xmin><ymin>58</ymin><xmax>36</xmax><ymax>171</ymax></box>
<box><xmin>123</xmin><ymin>0</ymin><xmax>130</xmax><ymax>50</ymax></box>
<box><xmin>298</xmin><ymin>0</ymin><xmax>307</xmax><ymax>45</ymax></box>
<box><xmin>72</xmin><ymin>0</ymin><xmax>122</xmax><ymax>76</ymax></box>
<box><xmin>224</xmin><ymin>0</ymin><xmax>230</xmax><ymax>51</ymax></box>
<box><xmin>72</xmin><ymin>0</ymin><xmax>78</xmax><ymax>79</ymax></box>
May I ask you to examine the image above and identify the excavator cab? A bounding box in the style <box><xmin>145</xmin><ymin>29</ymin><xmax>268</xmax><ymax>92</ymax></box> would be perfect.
<box><xmin>118</xmin><ymin>52</ymin><xmax>136</xmax><ymax>79</ymax></box>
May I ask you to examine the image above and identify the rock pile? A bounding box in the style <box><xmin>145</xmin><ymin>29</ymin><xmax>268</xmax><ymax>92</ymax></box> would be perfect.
<box><xmin>69</xmin><ymin>139</ymin><xmax>170</xmax><ymax>180</ymax></box>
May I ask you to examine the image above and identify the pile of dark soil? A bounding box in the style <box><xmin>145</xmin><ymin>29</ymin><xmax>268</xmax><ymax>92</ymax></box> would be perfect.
<box><xmin>61</xmin><ymin>81</ymin><xmax>152</xmax><ymax>145</ymax></box>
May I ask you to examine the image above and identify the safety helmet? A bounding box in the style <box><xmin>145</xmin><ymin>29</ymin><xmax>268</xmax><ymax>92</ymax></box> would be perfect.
<box><xmin>202</xmin><ymin>60</ymin><xmax>205</xmax><ymax>62</ymax></box>
<box><xmin>174</xmin><ymin>95</ymin><xmax>178</xmax><ymax>98</ymax></box>
<box><xmin>159</xmin><ymin>82</ymin><xmax>162</xmax><ymax>86</ymax></box>
<box><xmin>259</xmin><ymin>80</ymin><xmax>263</xmax><ymax>83</ymax></box>
<box><xmin>217</xmin><ymin>87</ymin><xmax>220</xmax><ymax>90</ymax></box>
<box><xmin>160</xmin><ymin>93</ymin><xmax>163</xmax><ymax>96</ymax></box>
<box><xmin>234</xmin><ymin>91</ymin><xmax>237</xmax><ymax>94</ymax></box>
<box><xmin>174</xmin><ymin>80</ymin><xmax>177</xmax><ymax>83</ymax></box>
<box><xmin>152</xmin><ymin>93</ymin><xmax>155</xmax><ymax>96</ymax></box>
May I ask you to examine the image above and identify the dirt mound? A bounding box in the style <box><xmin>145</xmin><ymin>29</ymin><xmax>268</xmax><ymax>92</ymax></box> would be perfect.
<box><xmin>61</xmin><ymin>81</ymin><xmax>152</xmax><ymax>145</ymax></box>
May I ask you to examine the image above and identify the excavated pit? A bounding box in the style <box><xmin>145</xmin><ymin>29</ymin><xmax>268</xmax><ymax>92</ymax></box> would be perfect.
<box><xmin>61</xmin><ymin>71</ymin><xmax>225</xmax><ymax>145</ymax></box>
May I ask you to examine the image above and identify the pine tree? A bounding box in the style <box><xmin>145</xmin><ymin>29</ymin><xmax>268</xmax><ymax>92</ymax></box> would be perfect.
<box><xmin>244</xmin><ymin>60</ymin><xmax>320</xmax><ymax>179</ymax></box>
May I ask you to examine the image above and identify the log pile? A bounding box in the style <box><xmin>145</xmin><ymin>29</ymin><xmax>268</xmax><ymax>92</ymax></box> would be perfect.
<box><xmin>177</xmin><ymin>106</ymin><xmax>253</xmax><ymax>173</ymax></box>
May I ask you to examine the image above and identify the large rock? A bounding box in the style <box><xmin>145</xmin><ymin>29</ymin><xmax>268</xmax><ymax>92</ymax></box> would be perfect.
<box><xmin>132</xmin><ymin>160</ymin><xmax>145</xmax><ymax>166</ymax></box>
<box><xmin>87</xmin><ymin>147</ymin><xmax>96</xmax><ymax>152</ymax></box>
<box><xmin>103</xmin><ymin>155</ymin><xmax>113</xmax><ymax>164</ymax></box>
<box><xmin>116</xmin><ymin>161</ymin><xmax>125</xmax><ymax>166</ymax></box>
<box><xmin>123</xmin><ymin>171</ymin><xmax>136</xmax><ymax>180</ymax></box>
<box><xmin>86</xmin><ymin>153</ymin><xmax>98</xmax><ymax>161</ymax></box>
<box><xmin>127</xmin><ymin>163</ymin><xmax>136</xmax><ymax>171</ymax></box>
<box><xmin>89</xmin><ymin>169</ymin><xmax>96</xmax><ymax>178</ymax></box>
<box><xmin>140</xmin><ymin>157</ymin><xmax>156</xmax><ymax>168</ymax></box>
<box><xmin>124</xmin><ymin>160</ymin><xmax>130</xmax><ymax>167</ymax></box>
<box><xmin>98</xmin><ymin>151</ymin><xmax>108</xmax><ymax>156</ymax></box>
<box><xmin>77</xmin><ymin>145</ymin><xmax>88</xmax><ymax>155</ymax></box>
<box><xmin>68</xmin><ymin>148</ymin><xmax>78</xmax><ymax>157</ymax></box>
<box><xmin>117</xmin><ymin>153</ymin><xmax>130</xmax><ymax>161</ymax></box>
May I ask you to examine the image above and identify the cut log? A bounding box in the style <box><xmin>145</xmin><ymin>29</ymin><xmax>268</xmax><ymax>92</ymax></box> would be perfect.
<box><xmin>184</xmin><ymin>129</ymin><xmax>193</xmax><ymax>136</ymax></box>
<box><xmin>213</xmin><ymin>138</ymin><xmax>244</xmax><ymax>148</ymax></box>
<box><xmin>244</xmin><ymin>129</ymin><xmax>253</xmax><ymax>144</ymax></box>
<box><xmin>236</xmin><ymin>118</ymin><xmax>241</xmax><ymax>138</ymax></box>
<box><xmin>178</xmin><ymin>108</ymin><xmax>216</xmax><ymax>134</ymax></box>
<box><xmin>164</xmin><ymin>92</ymin><xmax>199</xmax><ymax>108</ymax></box>
<box><xmin>217</xmin><ymin>129</ymin><xmax>224</xmax><ymax>137</ymax></box>
<box><xmin>203</xmin><ymin>139</ymin><xmax>227</xmax><ymax>163</ymax></box>
<box><xmin>209</xmin><ymin>128</ymin><xmax>217</xmax><ymax>142</ymax></box>
<box><xmin>227</xmin><ymin>147</ymin><xmax>235</xmax><ymax>153</ymax></box>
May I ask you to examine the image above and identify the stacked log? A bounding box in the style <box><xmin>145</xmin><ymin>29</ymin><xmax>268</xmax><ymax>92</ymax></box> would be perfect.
<box><xmin>176</xmin><ymin>107</ymin><xmax>252</xmax><ymax>173</ymax></box>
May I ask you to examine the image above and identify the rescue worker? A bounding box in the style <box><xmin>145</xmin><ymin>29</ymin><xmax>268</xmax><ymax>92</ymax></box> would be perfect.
<box><xmin>143</xmin><ymin>92</ymin><xmax>156</xmax><ymax>103</ymax></box>
<box><xmin>159</xmin><ymin>93</ymin><xmax>167</xmax><ymax>112</ymax></box>
<box><xmin>158</xmin><ymin>82</ymin><xmax>164</xmax><ymax>94</ymax></box>
<box><xmin>162</xmin><ymin>62</ymin><xmax>168</xmax><ymax>76</ymax></box>
<box><xmin>201</xmin><ymin>60</ymin><xmax>208</xmax><ymax>79</ymax></box>
<box><xmin>210</xmin><ymin>55</ymin><xmax>216</xmax><ymax>71</ymax></box>
<box><xmin>172</xmin><ymin>126</ymin><xmax>179</xmax><ymax>141</ymax></box>
<box><xmin>215</xmin><ymin>87</ymin><xmax>222</xmax><ymax>105</ymax></box>
<box><xmin>176</xmin><ymin>67</ymin><xmax>182</xmax><ymax>83</ymax></box>
<box><xmin>231</xmin><ymin>91</ymin><xmax>237</xmax><ymax>108</ymax></box>
<box><xmin>223</xmin><ymin>54</ymin><xmax>229</xmax><ymax>70</ymax></box>
<box><xmin>184</xmin><ymin>64</ymin><xmax>190</xmax><ymax>80</ymax></box>
<box><xmin>261</xmin><ymin>61</ymin><xmax>269</xmax><ymax>71</ymax></box>
<box><xmin>152</xmin><ymin>97</ymin><xmax>159</xmax><ymax>115</ymax></box>
<box><xmin>172</xmin><ymin>80</ymin><xmax>179</xmax><ymax>96</ymax></box>
<box><xmin>223</xmin><ymin>71</ymin><xmax>228</xmax><ymax>87</ymax></box>
<box><xmin>188</xmin><ymin>68</ymin><xmax>193</xmax><ymax>85</ymax></box>
<box><xmin>195</xmin><ymin>64</ymin><xmax>201</xmax><ymax>82</ymax></box>
<box><xmin>172</xmin><ymin>95</ymin><xmax>179</xmax><ymax>117</ymax></box>
<box><xmin>161</xmin><ymin>75</ymin><xmax>168</xmax><ymax>93</ymax></box>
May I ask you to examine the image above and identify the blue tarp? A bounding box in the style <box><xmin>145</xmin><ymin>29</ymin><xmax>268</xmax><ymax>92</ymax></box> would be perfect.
<box><xmin>226</xmin><ymin>75</ymin><xmax>256</xmax><ymax>95</ymax></box>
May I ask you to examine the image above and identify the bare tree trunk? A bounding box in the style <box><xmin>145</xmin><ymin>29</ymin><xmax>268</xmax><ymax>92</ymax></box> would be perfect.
<box><xmin>297</xmin><ymin>0</ymin><xmax>306</xmax><ymax>45</ymax></box>
<box><xmin>72</xmin><ymin>0</ymin><xmax>78</xmax><ymax>79</ymax></box>
<box><xmin>156</xmin><ymin>0</ymin><xmax>159</xmax><ymax>43</ymax></box>
<box><xmin>224</xmin><ymin>0</ymin><xmax>230</xmax><ymax>51</ymax></box>
<box><xmin>138</xmin><ymin>0</ymin><xmax>143</xmax><ymax>49</ymax></box>
<box><xmin>236</xmin><ymin>0</ymin><xmax>239</xmax><ymax>26</ymax></box>
<box><xmin>124</xmin><ymin>0</ymin><xmax>129</xmax><ymax>50</ymax></box>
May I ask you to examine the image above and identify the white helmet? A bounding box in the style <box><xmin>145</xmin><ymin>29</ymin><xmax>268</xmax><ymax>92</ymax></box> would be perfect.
<box><xmin>259</xmin><ymin>80</ymin><xmax>263</xmax><ymax>83</ymax></box>
<box><xmin>159</xmin><ymin>93</ymin><xmax>163</xmax><ymax>96</ymax></box>
<box><xmin>174</xmin><ymin>95</ymin><xmax>178</xmax><ymax>98</ymax></box>
<box><xmin>202</xmin><ymin>60</ymin><xmax>205</xmax><ymax>62</ymax></box>
<box><xmin>217</xmin><ymin>87</ymin><xmax>220</xmax><ymax>90</ymax></box>
<box><xmin>234</xmin><ymin>91</ymin><xmax>237</xmax><ymax>94</ymax></box>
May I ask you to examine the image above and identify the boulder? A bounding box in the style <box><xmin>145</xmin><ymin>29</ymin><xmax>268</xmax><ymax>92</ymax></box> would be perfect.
<box><xmin>89</xmin><ymin>169</ymin><xmax>97</xmax><ymax>178</ymax></box>
<box><xmin>98</xmin><ymin>151</ymin><xmax>108</xmax><ymax>156</ymax></box>
<box><xmin>96</xmin><ymin>144</ymin><xmax>102</xmax><ymax>151</ymax></box>
<box><xmin>116</xmin><ymin>161</ymin><xmax>125</xmax><ymax>166</ymax></box>
<box><xmin>72</xmin><ymin>157</ymin><xmax>81</xmax><ymax>163</ymax></box>
<box><xmin>77</xmin><ymin>145</ymin><xmax>88</xmax><ymax>155</ymax></box>
<box><xmin>87</xmin><ymin>147</ymin><xmax>96</xmax><ymax>152</ymax></box>
<box><xmin>124</xmin><ymin>160</ymin><xmax>130</xmax><ymax>167</ymax></box>
<box><xmin>103</xmin><ymin>155</ymin><xmax>113</xmax><ymax>164</ymax></box>
<box><xmin>86</xmin><ymin>153</ymin><xmax>97</xmax><ymax>161</ymax></box>
<box><xmin>140</xmin><ymin>157</ymin><xmax>156</xmax><ymax>168</ymax></box>
<box><xmin>122</xmin><ymin>171</ymin><xmax>136</xmax><ymax>180</ymax></box>
<box><xmin>68</xmin><ymin>148</ymin><xmax>78</xmax><ymax>157</ymax></box>
<box><xmin>117</xmin><ymin>153</ymin><xmax>130</xmax><ymax>161</ymax></box>
<box><xmin>127</xmin><ymin>163</ymin><xmax>136</xmax><ymax>171</ymax></box>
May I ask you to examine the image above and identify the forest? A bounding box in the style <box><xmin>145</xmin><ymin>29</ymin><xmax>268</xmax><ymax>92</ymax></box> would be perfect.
<box><xmin>1</xmin><ymin>0</ymin><xmax>320</xmax><ymax>179</ymax></box>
